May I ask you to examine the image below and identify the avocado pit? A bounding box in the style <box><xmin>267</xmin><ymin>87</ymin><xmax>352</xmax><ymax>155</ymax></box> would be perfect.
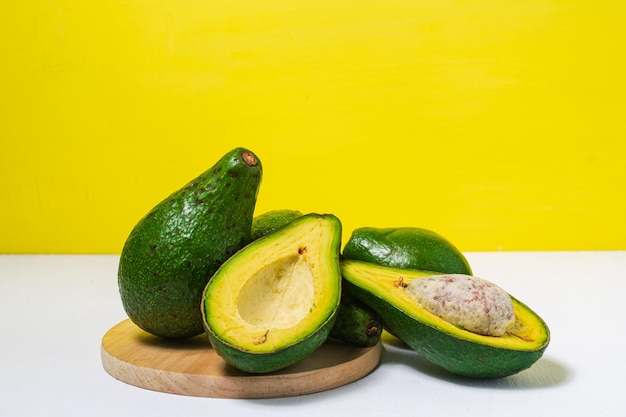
<box><xmin>404</xmin><ymin>274</ymin><xmax>515</xmax><ymax>337</ymax></box>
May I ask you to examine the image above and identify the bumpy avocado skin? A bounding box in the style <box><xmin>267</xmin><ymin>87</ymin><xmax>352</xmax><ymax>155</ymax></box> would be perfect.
<box><xmin>330</xmin><ymin>292</ymin><xmax>383</xmax><ymax>347</ymax></box>
<box><xmin>118</xmin><ymin>148</ymin><xmax>262</xmax><ymax>339</ymax></box>
<box><xmin>342</xmin><ymin>227</ymin><xmax>472</xmax><ymax>275</ymax></box>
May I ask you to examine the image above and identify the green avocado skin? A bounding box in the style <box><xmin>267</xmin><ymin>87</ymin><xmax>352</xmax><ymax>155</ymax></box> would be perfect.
<box><xmin>118</xmin><ymin>148</ymin><xmax>262</xmax><ymax>339</ymax></box>
<box><xmin>342</xmin><ymin>227</ymin><xmax>472</xmax><ymax>275</ymax></box>
<box><xmin>330</xmin><ymin>292</ymin><xmax>383</xmax><ymax>347</ymax></box>
<box><xmin>250</xmin><ymin>209</ymin><xmax>303</xmax><ymax>241</ymax></box>
<box><xmin>207</xmin><ymin>315</ymin><xmax>337</xmax><ymax>374</ymax></box>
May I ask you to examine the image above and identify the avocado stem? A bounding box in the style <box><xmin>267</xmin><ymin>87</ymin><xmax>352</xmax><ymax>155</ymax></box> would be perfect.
<box><xmin>242</xmin><ymin>151</ymin><xmax>258</xmax><ymax>167</ymax></box>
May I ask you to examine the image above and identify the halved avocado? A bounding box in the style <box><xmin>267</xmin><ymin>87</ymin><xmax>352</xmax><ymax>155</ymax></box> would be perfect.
<box><xmin>202</xmin><ymin>213</ymin><xmax>342</xmax><ymax>373</ymax></box>
<box><xmin>341</xmin><ymin>260</ymin><xmax>550</xmax><ymax>378</ymax></box>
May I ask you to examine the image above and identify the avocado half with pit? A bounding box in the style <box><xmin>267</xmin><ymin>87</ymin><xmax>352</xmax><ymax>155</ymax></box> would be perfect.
<box><xmin>201</xmin><ymin>213</ymin><xmax>342</xmax><ymax>373</ymax></box>
<box><xmin>341</xmin><ymin>260</ymin><xmax>550</xmax><ymax>378</ymax></box>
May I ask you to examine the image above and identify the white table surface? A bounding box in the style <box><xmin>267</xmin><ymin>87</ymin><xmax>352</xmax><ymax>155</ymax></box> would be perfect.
<box><xmin>1</xmin><ymin>251</ymin><xmax>625</xmax><ymax>417</ymax></box>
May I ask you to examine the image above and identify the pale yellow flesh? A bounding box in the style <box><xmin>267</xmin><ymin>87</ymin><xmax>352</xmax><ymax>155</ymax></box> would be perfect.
<box><xmin>236</xmin><ymin>253</ymin><xmax>315</xmax><ymax>329</ymax></box>
<box><xmin>205</xmin><ymin>218</ymin><xmax>339</xmax><ymax>353</ymax></box>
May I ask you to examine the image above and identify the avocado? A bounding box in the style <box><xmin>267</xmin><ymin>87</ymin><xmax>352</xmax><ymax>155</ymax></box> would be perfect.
<box><xmin>118</xmin><ymin>148</ymin><xmax>262</xmax><ymax>339</ymax></box>
<box><xmin>330</xmin><ymin>292</ymin><xmax>383</xmax><ymax>347</ymax></box>
<box><xmin>340</xmin><ymin>260</ymin><xmax>550</xmax><ymax>378</ymax></box>
<box><xmin>202</xmin><ymin>213</ymin><xmax>342</xmax><ymax>373</ymax></box>
<box><xmin>251</xmin><ymin>209</ymin><xmax>303</xmax><ymax>241</ymax></box>
<box><xmin>342</xmin><ymin>227</ymin><xmax>472</xmax><ymax>275</ymax></box>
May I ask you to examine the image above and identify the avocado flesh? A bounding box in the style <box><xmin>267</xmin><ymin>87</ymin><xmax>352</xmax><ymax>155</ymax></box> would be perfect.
<box><xmin>343</xmin><ymin>227</ymin><xmax>472</xmax><ymax>275</ymax></box>
<box><xmin>202</xmin><ymin>213</ymin><xmax>342</xmax><ymax>373</ymax></box>
<box><xmin>251</xmin><ymin>210</ymin><xmax>383</xmax><ymax>347</ymax></box>
<box><xmin>118</xmin><ymin>148</ymin><xmax>262</xmax><ymax>339</ymax></box>
<box><xmin>341</xmin><ymin>260</ymin><xmax>550</xmax><ymax>378</ymax></box>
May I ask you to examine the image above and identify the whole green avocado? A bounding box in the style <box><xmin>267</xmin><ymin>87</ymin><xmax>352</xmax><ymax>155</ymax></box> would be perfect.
<box><xmin>118</xmin><ymin>148</ymin><xmax>262</xmax><ymax>338</ymax></box>
<box><xmin>342</xmin><ymin>227</ymin><xmax>472</xmax><ymax>275</ymax></box>
<box><xmin>250</xmin><ymin>209</ymin><xmax>303</xmax><ymax>241</ymax></box>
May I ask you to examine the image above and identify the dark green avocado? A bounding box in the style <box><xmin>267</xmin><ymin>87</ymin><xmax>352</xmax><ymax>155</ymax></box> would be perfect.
<box><xmin>250</xmin><ymin>209</ymin><xmax>303</xmax><ymax>241</ymax></box>
<box><xmin>342</xmin><ymin>226</ymin><xmax>472</xmax><ymax>275</ymax></box>
<box><xmin>118</xmin><ymin>148</ymin><xmax>262</xmax><ymax>338</ymax></box>
<box><xmin>330</xmin><ymin>292</ymin><xmax>383</xmax><ymax>347</ymax></box>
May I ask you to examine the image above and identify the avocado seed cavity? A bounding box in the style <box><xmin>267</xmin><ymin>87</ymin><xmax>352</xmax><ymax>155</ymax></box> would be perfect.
<box><xmin>236</xmin><ymin>252</ymin><xmax>314</xmax><ymax>330</ymax></box>
<box><xmin>404</xmin><ymin>274</ymin><xmax>515</xmax><ymax>336</ymax></box>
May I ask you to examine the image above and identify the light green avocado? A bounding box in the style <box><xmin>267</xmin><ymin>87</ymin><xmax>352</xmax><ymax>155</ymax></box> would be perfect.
<box><xmin>118</xmin><ymin>148</ymin><xmax>262</xmax><ymax>339</ymax></box>
<box><xmin>202</xmin><ymin>213</ymin><xmax>342</xmax><ymax>373</ymax></box>
<box><xmin>341</xmin><ymin>260</ymin><xmax>550</xmax><ymax>378</ymax></box>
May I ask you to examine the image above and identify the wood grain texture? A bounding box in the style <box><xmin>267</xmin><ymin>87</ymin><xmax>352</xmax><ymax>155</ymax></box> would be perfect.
<box><xmin>101</xmin><ymin>319</ymin><xmax>382</xmax><ymax>398</ymax></box>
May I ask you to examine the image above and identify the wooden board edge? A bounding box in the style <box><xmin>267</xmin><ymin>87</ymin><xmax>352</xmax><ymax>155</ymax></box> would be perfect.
<box><xmin>101</xmin><ymin>328</ymin><xmax>383</xmax><ymax>399</ymax></box>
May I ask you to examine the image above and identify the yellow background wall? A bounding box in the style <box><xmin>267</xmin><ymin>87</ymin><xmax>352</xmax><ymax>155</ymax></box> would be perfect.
<box><xmin>1</xmin><ymin>1</ymin><xmax>625</xmax><ymax>254</ymax></box>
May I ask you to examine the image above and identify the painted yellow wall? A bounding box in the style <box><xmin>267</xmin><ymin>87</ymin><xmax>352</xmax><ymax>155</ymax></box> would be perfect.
<box><xmin>1</xmin><ymin>1</ymin><xmax>625</xmax><ymax>254</ymax></box>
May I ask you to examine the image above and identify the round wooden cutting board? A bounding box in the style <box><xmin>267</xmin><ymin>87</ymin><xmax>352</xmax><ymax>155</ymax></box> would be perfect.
<box><xmin>101</xmin><ymin>319</ymin><xmax>383</xmax><ymax>399</ymax></box>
